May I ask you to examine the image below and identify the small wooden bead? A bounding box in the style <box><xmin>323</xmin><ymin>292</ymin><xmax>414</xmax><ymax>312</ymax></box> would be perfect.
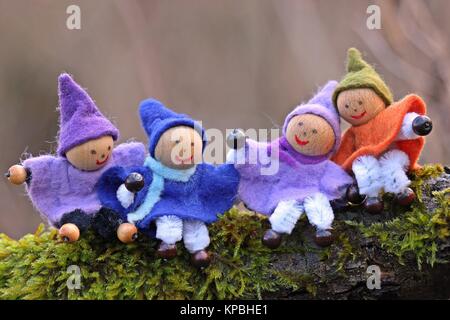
<box><xmin>226</xmin><ymin>129</ymin><xmax>246</xmax><ymax>150</ymax></box>
<box><xmin>59</xmin><ymin>223</ymin><xmax>80</xmax><ymax>242</ymax></box>
<box><xmin>412</xmin><ymin>115</ymin><xmax>433</xmax><ymax>136</ymax></box>
<box><xmin>6</xmin><ymin>165</ymin><xmax>28</xmax><ymax>185</ymax></box>
<box><xmin>190</xmin><ymin>250</ymin><xmax>211</xmax><ymax>268</ymax></box>
<box><xmin>364</xmin><ymin>197</ymin><xmax>384</xmax><ymax>215</ymax></box>
<box><xmin>396</xmin><ymin>187</ymin><xmax>416</xmax><ymax>207</ymax></box>
<box><xmin>262</xmin><ymin>229</ymin><xmax>282</xmax><ymax>249</ymax></box>
<box><xmin>124</xmin><ymin>173</ymin><xmax>145</xmax><ymax>193</ymax></box>
<box><xmin>156</xmin><ymin>242</ymin><xmax>178</xmax><ymax>259</ymax></box>
<box><xmin>117</xmin><ymin>223</ymin><xmax>138</xmax><ymax>244</ymax></box>
<box><xmin>313</xmin><ymin>229</ymin><xmax>335</xmax><ymax>247</ymax></box>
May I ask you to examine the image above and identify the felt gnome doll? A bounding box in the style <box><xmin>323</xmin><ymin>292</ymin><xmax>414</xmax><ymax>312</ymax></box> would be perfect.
<box><xmin>97</xmin><ymin>98</ymin><xmax>240</xmax><ymax>268</ymax></box>
<box><xmin>331</xmin><ymin>48</ymin><xmax>433</xmax><ymax>214</ymax></box>
<box><xmin>227</xmin><ymin>81</ymin><xmax>353</xmax><ymax>248</ymax></box>
<box><xmin>5</xmin><ymin>74</ymin><xmax>146</xmax><ymax>243</ymax></box>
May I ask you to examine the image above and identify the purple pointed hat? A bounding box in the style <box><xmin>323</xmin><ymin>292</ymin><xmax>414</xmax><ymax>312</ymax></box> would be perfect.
<box><xmin>57</xmin><ymin>73</ymin><xmax>119</xmax><ymax>156</ymax></box>
<box><xmin>282</xmin><ymin>80</ymin><xmax>341</xmax><ymax>157</ymax></box>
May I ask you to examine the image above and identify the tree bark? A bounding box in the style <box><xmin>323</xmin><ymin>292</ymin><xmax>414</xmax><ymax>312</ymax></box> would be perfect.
<box><xmin>265</xmin><ymin>169</ymin><xmax>450</xmax><ymax>300</ymax></box>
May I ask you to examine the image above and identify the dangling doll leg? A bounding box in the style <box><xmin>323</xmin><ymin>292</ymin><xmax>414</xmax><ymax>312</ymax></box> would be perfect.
<box><xmin>352</xmin><ymin>155</ymin><xmax>384</xmax><ymax>214</ymax></box>
<box><xmin>155</xmin><ymin>215</ymin><xmax>183</xmax><ymax>259</ymax></box>
<box><xmin>379</xmin><ymin>149</ymin><xmax>416</xmax><ymax>206</ymax></box>
<box><xmin>58</xmin><ymin>209</ymin><xmax>93</xmax><ymax>242</ymax></box>
<box><xmin>304</xmin><ymin>193</ymin><xmax>335</xmax><ymax>247</ymax></box>
<box><xmin>183</xmin><ymin>219</ymin><xmax>211</xmax><ymax>268</ymax></box>
<box><xmin>263</xmin><ymin>200</ymin><xmax>304</xmax><ymax>249</ymax></box>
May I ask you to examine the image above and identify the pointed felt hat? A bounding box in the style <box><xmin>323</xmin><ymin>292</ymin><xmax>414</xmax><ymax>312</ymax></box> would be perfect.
<box><xmin>332</xmin><ymin>48</ymin><xmax>394</xmax><ymax>108</ymax></box>
<box><xmin>139</xmin><ymin>98</ymin><xmax>207</xmax><ymax>157</ymax></box>
<box><xmin>283</xmin><ymin>80</ymin><xmax>341</xmax><ymax>156</ymax></box>
<box><xmin>57</xmin><ymin>74</ymin><xmax>119</xmax><ymax>156</ymax></box>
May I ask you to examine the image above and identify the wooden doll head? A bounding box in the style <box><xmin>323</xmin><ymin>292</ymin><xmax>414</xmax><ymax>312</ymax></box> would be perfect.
<box><xmin>154</xmin><ymin>126</ymin><xmax>203</xmax><ymax>169</ymax></box>
<box><xmin>66</xmin><ymin>135</ymin><xmax>114</xmax><ymax>171</ymax></box>
<box><xmin>336</xmin><ymin>88</ymin><xmax>386</xmax><ymax>126</ymax></box>
<box><xmin>286</xmin><ymin>114</ymin><xmax>335</xmax><ymax>156</ymax></box>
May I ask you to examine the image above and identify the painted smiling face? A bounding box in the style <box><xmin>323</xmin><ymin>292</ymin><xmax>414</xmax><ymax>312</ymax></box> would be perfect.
<box><xmin>286</xmin><ymin>114</ymin><xmax>335</xmax><ymax>156</ymax></box>
<box><xmin>336</xmin><ymin>88</ymin><xmax>386</xmax><ymax>126</ymax></box>
<box><xmin>154</xmin><ymin>126</ymin><xmax>203</xmax><ymax>169</ymax></box>
<box><xmin>66</xmin><ymin>135</ymin><xmax>114</xmax><ymax>171</ymax></box>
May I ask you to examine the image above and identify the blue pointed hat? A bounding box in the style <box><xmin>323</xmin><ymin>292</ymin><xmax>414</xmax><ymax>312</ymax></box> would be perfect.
<box><xmin>57</xmin><ymin>73</ymin><xmax>119</xmax><ymax>156</ymax></box>
<box><xmin>139</xmin><ymin>98</ymin><xmax>207</xmax><ymax>156</ymax></box>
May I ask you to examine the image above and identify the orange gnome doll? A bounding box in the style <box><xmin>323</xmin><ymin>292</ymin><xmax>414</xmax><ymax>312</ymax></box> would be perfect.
<box><xmin>331</xmin><ymin>48</ymin><xmax>433</xmax><ymax>214</ymax></box>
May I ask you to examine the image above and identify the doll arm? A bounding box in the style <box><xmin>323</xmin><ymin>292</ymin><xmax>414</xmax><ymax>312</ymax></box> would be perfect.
<box><xmin>16</xmin><ymin>155</ymin><xmax>59</xmax><ymax>187</ymax></box>
<box><xmin>396</xmin><ymin>112</ymin><xmax>433</xmax><ymax>141</ymax></box>
<box><xmin>97</xmin><ymin>166</ymin><xmax>149</xmax><ymax>214</ymax></box>
<box><xmin>6</xmin><ymin>155</ymin><xmax>56</xmax><ymax>185</ymax></box>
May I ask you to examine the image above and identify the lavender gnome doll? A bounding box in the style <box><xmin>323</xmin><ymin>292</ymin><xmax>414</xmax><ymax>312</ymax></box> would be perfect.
<box><xmin>5</xmin><ymin>74</ymin><xmax>146</xmax><ymax>243</ymax></box>
<box><xmin>97</xmin><ymin>99</ymin><xmax>239</xmax><ymax>267</ymax></box>
<box><xmin>227</xmin><ymin>81</ymin><xmax>353</xmax><ymax>248</ymax></box>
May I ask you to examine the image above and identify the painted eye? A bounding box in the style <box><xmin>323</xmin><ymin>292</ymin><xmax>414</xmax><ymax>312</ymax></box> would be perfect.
<box><xmin>174</xmin><ymin>140</ymin><xmax>180</xmax><ymax>144</ymax></box>
<box><xmin>312</xmin><ymin>129</ymin><xmax>318</xmax><ymax>134</ymax></box>
<box><xmin>90</xmin><ymin>150</ymin><xmax>97</xmax><ymax>155</ymax></box>
<box><xmin>298</xmin><ymin>122</ymin><xmax>303</xmax><ymax>126</ymax></box>
<box><xmin>108</xmin><ymin>146</ymin><xmax>111</xmax><ymax>151</ymax></box>
<box><xmin>345</xmin><ymin>104</ymin><xmax>349</xmax><ymax>109</ymax></box>
<box><xmin>358</xmin><ymin>100</ymin><xmax>363</xmax><ymax>105</ymax></box>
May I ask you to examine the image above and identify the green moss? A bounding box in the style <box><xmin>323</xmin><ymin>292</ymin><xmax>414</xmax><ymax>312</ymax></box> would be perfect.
<box><xmin>347</xmin><ymin>164</ymin><xmax>449</xmax><ymax>269</ymax></box>
<box><xmin>334</xmin><ymin>233</ymin><xmax>357</xmax><ymax>272</ymax></box>
<box><xmin>410</xmin><ymin>164</ymin><xmax>444</xmax><ymax>201</ymax></box>
<box><xmin>0</xmin><ymin>208</ymin><xmax>320</xmax><ymax>300</ymax></box>
<box><xmin>1</xmin><ymin>164</ymin><xmax>447</xmax><ymax>299</ymax></box>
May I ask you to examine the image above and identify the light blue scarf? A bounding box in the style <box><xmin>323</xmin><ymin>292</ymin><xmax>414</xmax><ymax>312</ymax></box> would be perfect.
<box><xmin>127</xmin><ymin>156</ymin><xmax>197</xmax><ymax>223</ymax></box>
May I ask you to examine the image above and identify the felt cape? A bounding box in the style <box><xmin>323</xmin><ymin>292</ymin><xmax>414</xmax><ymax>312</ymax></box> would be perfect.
<box><xmin>234</xmin><ymin>81</ymin><xmax>353</xmax><ymax>215</ymax></box>
<box><xmin>22</xmin><ymin>74</ymin><xmax>146</xmax><ymax>226</ymax></box>
<box><xmin>97</xmin><ymin>156</ymin><xmax>240</xmax><ymax>235</ymax></box>
<box><xmin>331</xmin><ymin>94</ymin><xmax>427</xmax><ymax>172</ymax></box>
<box><xmin>24</xmin><ymin>143</ymin><xmax>146</xmax><ymax>226</ymax></box>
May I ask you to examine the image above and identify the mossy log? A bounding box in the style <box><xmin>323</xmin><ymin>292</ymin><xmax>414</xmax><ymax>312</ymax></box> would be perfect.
<box><xmin>0</xmin><ymin>165</ymin><xmax>449</xmax><ymax>300</ymax></box>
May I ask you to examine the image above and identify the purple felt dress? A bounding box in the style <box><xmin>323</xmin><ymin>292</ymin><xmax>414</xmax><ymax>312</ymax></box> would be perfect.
<box><xmin>234</xmin><ymin>81</ymin><xmax>353</xmax><ymax>215</ymax></box>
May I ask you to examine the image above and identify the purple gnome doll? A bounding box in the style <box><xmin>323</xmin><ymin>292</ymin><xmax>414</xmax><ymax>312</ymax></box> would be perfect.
<box><xmin>97</xmin><ymin>99</ymin><xmax>240</xmax><ymax>267</ymax></box>
<box><xmin>227</xmin><ymin>81</ymin><xmax>353</xmax><ymax>248</ymax></box>
<box><xmin>5</xmin><ymin>74</ymin><xmax>146</xmax><ymax>243</ymax></box>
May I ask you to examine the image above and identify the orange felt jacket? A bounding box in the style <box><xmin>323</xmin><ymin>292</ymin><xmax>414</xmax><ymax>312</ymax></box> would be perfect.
<box><xmin>332</xmin><ymin>94</ymin><xmax>426</xmax><ymax>172</ymax></box>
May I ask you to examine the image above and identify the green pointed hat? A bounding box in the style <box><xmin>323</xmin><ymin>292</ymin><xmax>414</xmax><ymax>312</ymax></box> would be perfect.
<box><xmin>333</xmin><ymin>48</ymin><xmax>393</xmax><ymax>107</ymax></box>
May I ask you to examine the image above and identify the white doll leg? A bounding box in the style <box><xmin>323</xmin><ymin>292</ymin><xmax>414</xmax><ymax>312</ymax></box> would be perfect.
<box><xmin>183</xmin><ymin>219</ymin><xmax>211</xmax><ymax>253</ymax></box>
<box><xmin>352</xmin><ymin>155</ymin><xmax>384</xmax><ymax>198</ymax></box>
<box><xmin>155</xmin><ymin>215</ymin><xmax>183</xmax><ymax>245</ymax></box>
<box><xmin>269</xmin><ymin>200</ymin><xmax>304</xmax><ymax>235</ymax></box>
<box><xmin>379</xmin><ymin>149</ymin><xmax>411</xmax><ymax>194</ymax></box>
<box><xmin>303</xmin><ymin>193</ymin><xmax>334</xmax><ymax>232</ymax></box>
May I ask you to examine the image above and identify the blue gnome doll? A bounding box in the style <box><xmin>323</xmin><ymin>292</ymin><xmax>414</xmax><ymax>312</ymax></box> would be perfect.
<box><xmin>97</xmin><ymin>99</ymin><xmax>240</xmax><ymax>267</ymax></box>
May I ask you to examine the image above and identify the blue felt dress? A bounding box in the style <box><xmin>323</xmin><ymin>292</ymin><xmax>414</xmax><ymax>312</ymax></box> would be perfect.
<box><xmin>97</xmin><ymin>156</ymin><xmax>240</xmax><ymax>235</ymax></box>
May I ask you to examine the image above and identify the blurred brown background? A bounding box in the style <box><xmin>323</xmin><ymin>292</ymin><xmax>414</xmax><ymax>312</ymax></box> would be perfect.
<box><xmin>0</xmin><ymin>0</ymin><xmax>449</xmax><ymax>238</ymax></box>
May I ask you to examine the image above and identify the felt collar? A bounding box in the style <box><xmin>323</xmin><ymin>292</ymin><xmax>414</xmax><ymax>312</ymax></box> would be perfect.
<box><xmin>126</xmin><ymin>157</ymin><xmax>197</xmax><ymax>223</ymax></box>
<box><xmin>144</xmin><ymin>156</ymin><xmax>197</xmax><ymax>182</ymax></box>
